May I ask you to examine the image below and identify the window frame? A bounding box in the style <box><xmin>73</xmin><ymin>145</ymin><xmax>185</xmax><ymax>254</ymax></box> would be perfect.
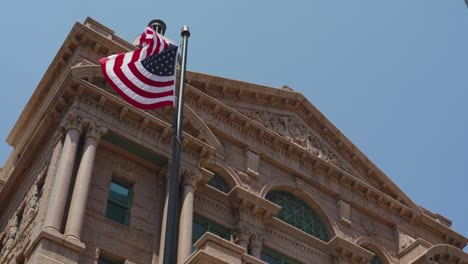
<box><xmin>105</xmin><ymin>177</ymin><xmax>133</xmax><ymax>226</ymax></box>
<box><xmin>206</xmin><ymin>172</ymin><xmax>232</xmax><ymax>193</ymax></box>
<box><xmin>265</xmin><ymin>190</ymin><xmax>330</xmax><ymax>242</ymax></box>
<box><xmin>98</xmin><ymin>253</ymin><xmax>125</xmax><ymax>264</ymax></box>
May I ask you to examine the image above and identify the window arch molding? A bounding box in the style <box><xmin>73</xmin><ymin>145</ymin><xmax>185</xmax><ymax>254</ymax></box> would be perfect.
<box><xmin>356</xmin><ymin>237</ymin><xmax>391</xmax><ymax>264</ymax></box>
<box><xmin>261</xmin><ymin>179</ymin><xmax>335</xmax><ymax>240</ymax></box>
<box><xmin>204</xmin><ymin>159</ymin><xmax>242</xmax><ymax>192</ymax></box>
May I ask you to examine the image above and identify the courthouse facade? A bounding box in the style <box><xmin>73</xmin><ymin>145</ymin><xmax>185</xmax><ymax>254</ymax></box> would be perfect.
<box><xmin>0</xmin><ymin>18</ymin><xmax>466</xmax><ymax>264</ymax></box>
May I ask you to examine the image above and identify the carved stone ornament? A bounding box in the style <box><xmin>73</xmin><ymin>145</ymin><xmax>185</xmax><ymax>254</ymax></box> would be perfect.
<box><xmin>360</xmin><ymin>215</ymin><xmax>376</xmax><ymax>235</ymax></box>
<box><xmin>338</xmin><ymin>200</ymin><xmax>352</xmax><ymax>226</ymax></box>
<box><xmin>84</xmin><ymin>119</ymin><xmax>108</xmax><ymax>140</ymax></box>
<box><xmin>249</xmin><ymin>232</ymin><xmax>263</xmax><ymax>248</ymax></box>
<box><xmin>239</xmin><ymin>108</ymin><xmax>351</xmax><ymax>172</ymax></box>
<box><xmin>233</xmin><ymin>224</ymin><xmax>250</xmax><ymax>245</ymax></box>
<box><xmin>61</xmin><ymin>111</ymin><xmax>84</xmax><ymax>133</ymax></box>
<box><xmin>236</xmin><ymin>170</ymin><xmax>260</xmax><ymax>194</ymax></box>
<box><xmin>182</xmin><ymin>171</ymin><xmax>203</xmax><ymax>190</ymax></box>
<box><xmin>398</xmin><ymin>229</ymin><xmax>416</xmax><ymax>251</ymax></box>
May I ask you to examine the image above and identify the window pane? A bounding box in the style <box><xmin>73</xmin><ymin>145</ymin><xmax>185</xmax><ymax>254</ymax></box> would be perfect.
<box><xmin>98</xmin><ymin>255</ymin><xmax>124</xmax><ymax>264</ymax></box>
<box><xmin>105</xmin><ymin>202</ymin><xmax>127</xmax><ymax>224</ymax></box>
<box><xmin>109</xmin><ymin>181</ymin><xmax>130</xmax><ymax>205</ymax></box>
<box><xmin>261</xmin><ymin>252</ymin><xmax>282</xmax><ymax>264</ymax></box>
<box><xmin>207</xmin><ymin>173</ymin><xmax>231</xmax><ymax>193</ymax></box>
<box><xmin>106</xmin><ymin>178</ymin><xmax>132</xmax><ymax>226</ymax></box>
<box><xmin>192</xmin><ymin>221</ymin><xmax>207</xmax><ymax>243</ymax></box>
<box><xmin>266</xmin><ymin>191</ymin><xmax>330</xmax><ymax>242</ymax></box>
<box><xmin>262</xmin><ymin>247</ymin><xmax>302</xmax><ymax>264</ymax></box>
<box><xmin>370</xmin><ymin>255</ymin><xmax>384</xmax><ymax>264</ymax></box>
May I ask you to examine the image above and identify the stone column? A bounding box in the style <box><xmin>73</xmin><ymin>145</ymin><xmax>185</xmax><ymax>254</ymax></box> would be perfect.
<box><xmin>44</xmin><ymin>112</ymin><xmax>83</xmax><ymax>233</ymax></box>
<box><xmin>249</xmin><ymin>233</ymin><xmax>263</xmax><ymax>259</ymax></box>
<box><xmin>158</xmin><ymin>185</ymin><xmax>169</xmax><ymax>263</ymax></box>
<box><xmin>64</xmin><ymin>121</ymin><xmax>107</xmax><ymax>241</ymax></box>
<box><xmin>177</xmin><ymin>170</ymin><xmax>202</xmax><ymax>264</ymax></box>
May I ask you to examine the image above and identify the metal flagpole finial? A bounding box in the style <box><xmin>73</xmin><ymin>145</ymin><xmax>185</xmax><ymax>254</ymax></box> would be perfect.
<box><xmin>148</xmin><ymin>19</ymin><xmax>167</xmax><ymax>35</ymax></box>
<box><xmin>181</xmin><ymin>25</ymin><xmax>190</xmax><ymax>38</ymax></box>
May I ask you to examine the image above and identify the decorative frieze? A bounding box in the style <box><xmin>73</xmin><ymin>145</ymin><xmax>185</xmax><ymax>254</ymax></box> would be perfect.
<box><xmin>0</xmin><ymin>163</ymin><xmax>48</xmax><ymax>263</ymax></box>
<box><xmin>264</xmin><ymin>227</ymin><xmax>331</xmax><ymax>263</ymax></box>
<box><xmin>194</xmin><ymin>194</ymin><xmax>234</xmax><ymax>226</ymax></box>
<box><xmin>70</xmin><ymin>83</ymin><xmax>215</xmax><ymax>167</ymax></box>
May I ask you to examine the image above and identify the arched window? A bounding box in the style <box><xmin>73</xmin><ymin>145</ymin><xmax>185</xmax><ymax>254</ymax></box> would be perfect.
<box><xmin>370</xmin><ymin>255</ymin><xmax>384</xmax><ymax>264</ymax></box>
<box><xmin>207</xmin><ymin>173</ymin><xmax>232</xmax><ymax>193</ymax></box>
<box><xmin>265</xmin><ymin>190</ymin><xmax>330</xmax><ymax>242</ymax></box>
<box><xmin>362</xmin><ymin>246</ymin><xmax>386</xmax><ymax>264</ymax></box>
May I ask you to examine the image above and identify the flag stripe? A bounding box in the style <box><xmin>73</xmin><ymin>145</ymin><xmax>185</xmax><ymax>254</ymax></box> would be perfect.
<box><xmin>101</xmin><ymin>57</ymin><xmax>175</xmax><ymax>108</ymax></box>
<box><xmin>99</xmin><ymin>26</ymin><xmax>177</xmax><ymax>109</ymax></box>
<box><xmin>127</xmin><ymin>48</ymin><xmax>174</xmax><ymax>87</ymax></box>
<box><xmin>127</xmin><ymin>62</ymin><xmax>174</xmax><ymax>88</ymax></box>
<box><xmin>111</xmin><ymin>53</ymin><xmax>174</xmax><ymax>99</ymax></box>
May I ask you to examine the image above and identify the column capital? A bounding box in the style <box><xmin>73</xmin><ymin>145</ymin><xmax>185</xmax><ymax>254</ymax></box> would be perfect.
<box><xmin>248</xmin><ymin>231</ymin><xmax>264</xmax><ymax>259</ymax></box>
<box><xmin>233</xmin><ymin>224</ymin><xmax>251</xmax><ymax>245</ymax></box>
<box><xmin>61</xmin><ymin>111</ymin><xmax>84</xmax><ymax>134</ymax></box>
<box><xmin>83</xmin><ymin>120</ymin><xmax>108</xmax><ymax>141</ymax></box>
<box><xmin>181</xmin><ymin>167</ymin><xmax>213</xmax><ymax>191</ymax></box>
<box><xmin>249</xmin><ymin>232</ymin><xmax>263</xmax><ymax>248</ymax></box>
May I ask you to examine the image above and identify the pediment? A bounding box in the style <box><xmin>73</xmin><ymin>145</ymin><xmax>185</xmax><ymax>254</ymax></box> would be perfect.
<box><xmin>237</xmin><ymin>107</ymin><xmax>353</xmax><ymax>174</ymax></box>
<box><xmin>186</xmin><ymin>71</ymin><xmax>421</xmax><ymax>212</ymax></box>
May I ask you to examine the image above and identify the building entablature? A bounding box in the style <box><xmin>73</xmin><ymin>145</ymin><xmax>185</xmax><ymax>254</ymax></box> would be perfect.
<box><xmin>68</xmin><ymin>74</ymin><xmax>217</xmax><ymax>168</ymax></box>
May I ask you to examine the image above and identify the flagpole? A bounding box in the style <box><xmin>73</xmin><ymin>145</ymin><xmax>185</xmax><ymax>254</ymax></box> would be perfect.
<box><xmin>163</xmin><ymin>25</ymin><xmax>190</xmax><ymax>264</ymax></box>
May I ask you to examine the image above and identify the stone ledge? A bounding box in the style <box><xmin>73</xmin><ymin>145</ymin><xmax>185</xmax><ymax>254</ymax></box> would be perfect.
<box><xmin>187</xmin><ymin>232</ymin><xmax>266</xmax><ymax>264</ymax></box>
<box><xmin>25</xmin><ymin>227</ymin><xmax>86</xmax><ymax>258</ymax></box>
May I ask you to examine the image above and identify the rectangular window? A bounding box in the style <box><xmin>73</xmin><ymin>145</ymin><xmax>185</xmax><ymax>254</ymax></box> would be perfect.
<box><xmin>261</xmin><ymin>247</ymin><xmax>302</xmax><ymax>264</ymax></box>
<box><xmin>105</xmin><ymin>178</ymin><xmax>132</xmax><ymax>226</ymax></box>
<box><xmin>192</xmin><ymin>214</ymin><xmax>231</xmax><ymax>252</ymax></box>
<box><xmin>98</xmin><ymin>254</ymin><xmax>125</xmax><ymax>264</ymax></box>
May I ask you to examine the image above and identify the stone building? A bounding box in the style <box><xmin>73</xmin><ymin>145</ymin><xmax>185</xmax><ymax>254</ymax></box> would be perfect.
<box><xmin>0</xmin><ymin>17</ymin><xmax>466</xmax><ymax>264</ymax></box>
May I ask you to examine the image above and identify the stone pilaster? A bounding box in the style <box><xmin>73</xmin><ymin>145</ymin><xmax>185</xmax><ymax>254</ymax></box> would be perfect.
<box><xmin>64</xmin><ymin>120</ymin><xmax>107</xmax><ymax>241</ymax></box>
<box><xmin>44</xmin><ymin>112</ymin><xmax>84</xmax><ymax>233</ymax></box>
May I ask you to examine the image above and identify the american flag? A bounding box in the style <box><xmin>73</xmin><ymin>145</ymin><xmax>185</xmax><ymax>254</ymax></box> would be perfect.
<box><xmin>100</xmin><ymin>26</ymin><xmax>178</xmax><ymax>109</ymax></box>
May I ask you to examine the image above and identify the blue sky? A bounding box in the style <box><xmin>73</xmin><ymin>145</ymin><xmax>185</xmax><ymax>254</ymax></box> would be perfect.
<box><xmin>0</xmin><ymin>0</ymin><xmax>466</xmax><ymax>241</ymax></box>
